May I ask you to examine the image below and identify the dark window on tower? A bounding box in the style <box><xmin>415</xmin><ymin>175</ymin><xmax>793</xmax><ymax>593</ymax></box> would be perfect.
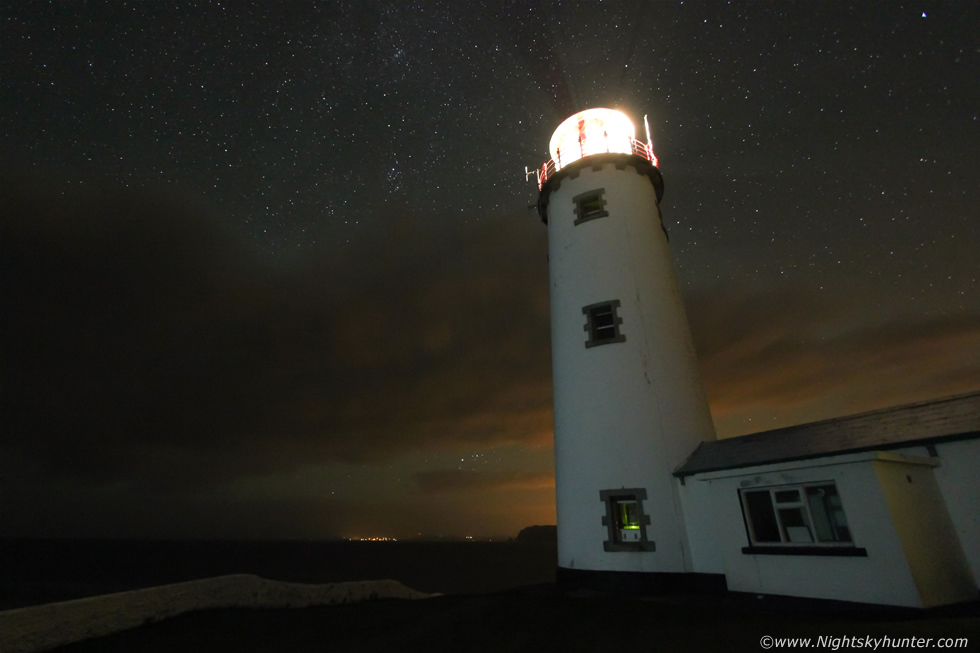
<box><xmin>583</xmin><ymin>300</ymin><xmax>625</xmax><ymax>348</ymax></box>
<box><xmin>572</xmin><ymin>188</ymin><xmax>608</xmax><ymax>225</ymax></box>
<box><xmin>600</xmin><ymin>488</ymin><xmax>655</xmax><ymax>552</ymax></box>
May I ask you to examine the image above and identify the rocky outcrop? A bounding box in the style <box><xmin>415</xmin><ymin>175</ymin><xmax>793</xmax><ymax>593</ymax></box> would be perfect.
<box><xmin>0</xmin><ymin>574</ymin><xmax>432</xmax><ymax>653</ymax></box>
<box><xmin>516</xmin><ymin>525</ymin><xmax>558</xmax><ymax>543</ymax></box>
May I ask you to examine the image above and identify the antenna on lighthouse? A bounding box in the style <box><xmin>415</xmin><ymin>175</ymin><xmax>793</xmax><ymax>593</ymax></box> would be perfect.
<box><xmin>643</xmin><ymin>114</ymin><xmax>653</xmax><ymax>155</ymax></box>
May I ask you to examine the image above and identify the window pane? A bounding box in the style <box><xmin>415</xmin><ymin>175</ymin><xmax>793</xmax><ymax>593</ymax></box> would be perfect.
<box><xmin>805</xmin><ymin>485</ymin><xmax>852</xmax><ymax>543</ymax></box>
<box><xmin>744</xmin><ymin>491</ymin><xmax>780</xmax><ymax>543</ymax></box>
<box><xmin>773</xmin><ymin>489</ymin><xmax>801</xmax><ymax>504</ymax></box>
<box><xmin>589</xmin><ymin>304</ymin><xmax>619</xmax><ymax>343</ymax></box>
<box><xmin>580</xmin><ymin>195</ymin><xmax>603</xmax><ymax>217</ymax></box>
<box><xmin>616</xmin><ymin>500</ymin><xmax>639</xmax><ymax>529</ymax></box>
<box><xmin>592</xmin><ymin>307</ymin><xmax>614</xmax><ymax>327</ymax></box>
<box><xmin>778</xmin><ymin>508</ymin><xmax>814</xmax><ymax>543</ymax></box>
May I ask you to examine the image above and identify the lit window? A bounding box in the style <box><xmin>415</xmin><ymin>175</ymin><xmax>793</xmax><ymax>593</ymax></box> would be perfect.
<box><xmin>583</xmin><ymin>300</ymin><xmax>625</xmax><ymax>348</ymax></box>
<box><xmin>600</xmin><ymin>488</ymin><xmax>655</xmax><ymax>552</ymax></box>
<box><xmin>615</xmin><ymin>500</ymin><xmax>640</xmax><ymax>538</ymax></box>
<box><xmin>572</xmin><ymin>188</ymin><xmax>608</xmax><ymax>225</ymax></box>
<box><xmin>741</xmin><ymin>483</ymin><xmax>853</xmax><ymax>547</ymax></box>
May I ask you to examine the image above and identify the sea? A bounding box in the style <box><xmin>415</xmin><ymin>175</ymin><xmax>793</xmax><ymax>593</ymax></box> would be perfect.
<box><xmin>0</xmin><ymin>538</ymin><xmax>558</xmax><ymax>610</ymax></box>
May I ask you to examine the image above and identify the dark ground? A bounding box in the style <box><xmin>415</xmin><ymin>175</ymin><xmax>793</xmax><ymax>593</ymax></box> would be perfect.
<box><xmin>1</xmin><ymin>539</ymin><xmax>558</xmax><ymax>609</ymax></box>
<box><xmin>49</xmin><ymin>587</ymin><xmax>980</xmax><ymax>653</ymax></box>
<box><xmin>5</xmin><ymin>539</ymin><xmax>978</xmax><ymax>652</ymax></box>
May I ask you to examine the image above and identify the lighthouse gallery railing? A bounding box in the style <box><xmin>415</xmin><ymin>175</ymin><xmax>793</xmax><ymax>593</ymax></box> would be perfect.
<box><xmin>537</xmin><ymin>137</ymin><xmax>657</xmax><ymax>190</ymax></box>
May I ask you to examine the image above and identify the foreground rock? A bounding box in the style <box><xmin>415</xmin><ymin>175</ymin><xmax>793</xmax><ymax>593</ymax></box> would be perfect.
<box><xmin>0</xmin><ymin>574</ymin><xmax>432</xmax><ymax>653</ymax></box>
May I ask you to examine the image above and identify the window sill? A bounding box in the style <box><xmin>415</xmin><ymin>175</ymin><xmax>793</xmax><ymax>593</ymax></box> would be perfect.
<box><xmin>586</xmin><ymin>335</ymin><xmax>626</xmax><ymax>348</ymax></box>
<box><xmin>573</xmin><ymin>211</ymin><xmax>609</xmax><ymax>226</ymax></box>
<box><xmin>604</xmin><ymin>541</ymin><xmax>656</xmax><ymax>553</ymax></box>
<box><xmin>741</xmin><ymin>546</ymin><xmax>868</xmax><ymax>557</ymax></box>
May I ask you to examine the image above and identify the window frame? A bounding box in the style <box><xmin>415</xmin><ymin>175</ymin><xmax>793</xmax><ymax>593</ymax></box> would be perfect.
<box><xmin>600</xmin><ymin>488</ymin><xmax>655</xmax><ymax>552</ymax></box>
<box><xmin>572</xmin><ymin>188</ymin><xmax>609</xmax><ymax>225</ymax></box>
<box><xmin>583</xmin><ymin>300</ymin><xmax>626</xmax><ymax>348</ymax></box>
<box><xmin>739</xmin><ymin>481</ymin><xmax>867</xmax><ymax>557</ymax></box>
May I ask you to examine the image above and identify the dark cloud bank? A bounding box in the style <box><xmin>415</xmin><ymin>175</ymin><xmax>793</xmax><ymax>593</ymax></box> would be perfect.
<box><xmin>688</xmin><ymin>287</ymin><xmax>980</xmax><ymax>435</ymax></box>
<box><xmin>2</xmin><ymin>177</ymin><xmax>977</xmax><ymax>536</ymax></box>
<box><xmin>2</xmin><ymin>174</ymin><xmax>551</xmax><ymax>482</ymax></box>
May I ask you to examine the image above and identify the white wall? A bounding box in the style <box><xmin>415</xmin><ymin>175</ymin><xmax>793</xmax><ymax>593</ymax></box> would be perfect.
<box><xmin>547</xmin><ymin>159</ymin><xmax>716</xmax><ymax>575</ymax></box>
<box><xmin>900</xmin><ymin>439</ymin><xmax>980</xmax><ymax>588</ymax></box>
<box><xmin>695</xmin><ymin>454</ymin><xmax>926</xmax><ymax>607</ymax></box>
<box><xmin>677</xmin><ymin>476</ymin><xmax>724</xmax><ymax>574</ymax></box>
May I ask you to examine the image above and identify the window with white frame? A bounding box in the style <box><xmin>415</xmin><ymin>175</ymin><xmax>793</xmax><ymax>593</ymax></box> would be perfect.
<box><xmin>740</xmin><ymin>482</ymin><xmax>853</xmax><ymax>547</ymax></box>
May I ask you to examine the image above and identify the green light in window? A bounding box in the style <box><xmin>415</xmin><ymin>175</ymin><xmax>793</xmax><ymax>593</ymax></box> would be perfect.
<box><xmin>617</xmin><ymin>500</ymin><xmax>640</xmax><ymax>529</ymax></box>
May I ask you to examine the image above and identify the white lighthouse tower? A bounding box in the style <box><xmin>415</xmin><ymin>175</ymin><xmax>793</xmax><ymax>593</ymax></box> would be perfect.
<box><xmin>534</xmin><ymin>109</ymin><xmax>718</xmax><ymax>591</ymax></box>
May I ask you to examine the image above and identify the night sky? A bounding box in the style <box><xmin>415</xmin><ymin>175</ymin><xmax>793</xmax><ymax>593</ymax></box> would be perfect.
<box><xmin>2</xmin><ymin>1</ymin><xmax>978</xmax><ymax>540</ymax></box>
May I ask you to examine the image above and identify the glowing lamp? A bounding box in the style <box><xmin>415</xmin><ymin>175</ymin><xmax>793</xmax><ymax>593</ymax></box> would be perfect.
<box><xmin>548</xmin><ymin>108</ymin><xmax>636</xmax><ymax>170</ymax></box>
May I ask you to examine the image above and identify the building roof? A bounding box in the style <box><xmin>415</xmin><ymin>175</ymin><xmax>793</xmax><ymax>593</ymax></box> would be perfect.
<box><xmin>674</xmin><ymin>391</ymin><xmax>980</xmax><ymax>477</ymax></box>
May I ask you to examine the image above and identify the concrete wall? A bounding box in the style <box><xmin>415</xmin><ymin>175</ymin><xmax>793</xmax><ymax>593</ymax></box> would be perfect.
<box><xmin>874</xmin><ymin>456</ymin><xmax>976</xmax><ymax>607</ymax></box>
<box><xmin>547</xmin><ymin>158</ymin><xmax>715</xmax><ymax>575</ymax></box>
<box><xmin>0</xmin><ymin>575</ymin><xmax>431</xmax><ymax>653</ymax></box>
<box><xmin>677</xmin><ymin>476</ymin><xmax>724</xmax><ymax>574</ymax></box>
<box><xmin>694</xmin><ymin>453</ymin><xmax>926</xmax><ymax>607</ymax></box>
<box><xmin>918</xmin><ymin>439</ymin><xmax>980</xmax><ymax>588</ymax></box>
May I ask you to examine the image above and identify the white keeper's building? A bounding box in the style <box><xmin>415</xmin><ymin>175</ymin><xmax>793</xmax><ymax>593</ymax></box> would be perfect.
<box><xmin>533</xmin><ymin>108</ymin><xmax>979</xmax><ymax>609</ymax></box>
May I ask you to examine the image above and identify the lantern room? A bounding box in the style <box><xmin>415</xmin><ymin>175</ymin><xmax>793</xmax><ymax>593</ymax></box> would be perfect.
<box><xmin>537</xmin><ymin>108</ymin><xmax>657</xmax><ymax>190</ymax></box>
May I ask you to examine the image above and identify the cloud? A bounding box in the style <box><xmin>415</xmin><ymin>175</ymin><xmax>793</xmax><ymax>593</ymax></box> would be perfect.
<box><xmin>3</xmin><ymin>172</ymin><xmax>976</xmax><ymax>519</ymax></box>
<box><xmin>414</xmin><ymin>469</ymin><xmax>555</xmax><ymax>495</ymax></box>
<box><xmin>1</xmin><ymin>173</ymin><xmax>553</xmax><ymax>492</ymax></box>
<box><xmin>687</xmin><ymin>286</ymin><xmax>980</xmax><ymax>436</ymax></box>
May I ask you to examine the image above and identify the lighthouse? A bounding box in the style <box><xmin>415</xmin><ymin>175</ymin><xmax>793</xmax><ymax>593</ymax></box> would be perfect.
<box><xmin>535</xmin><ymin>109</ymin><xmax>718</xmax><ymax>591</ymax></box>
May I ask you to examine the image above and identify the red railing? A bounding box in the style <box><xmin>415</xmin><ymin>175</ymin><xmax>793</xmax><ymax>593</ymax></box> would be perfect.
<box><xmin>537</xmin><ymin>137</ymin><xmax>658</xmax><ymax>190</ymax></box>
